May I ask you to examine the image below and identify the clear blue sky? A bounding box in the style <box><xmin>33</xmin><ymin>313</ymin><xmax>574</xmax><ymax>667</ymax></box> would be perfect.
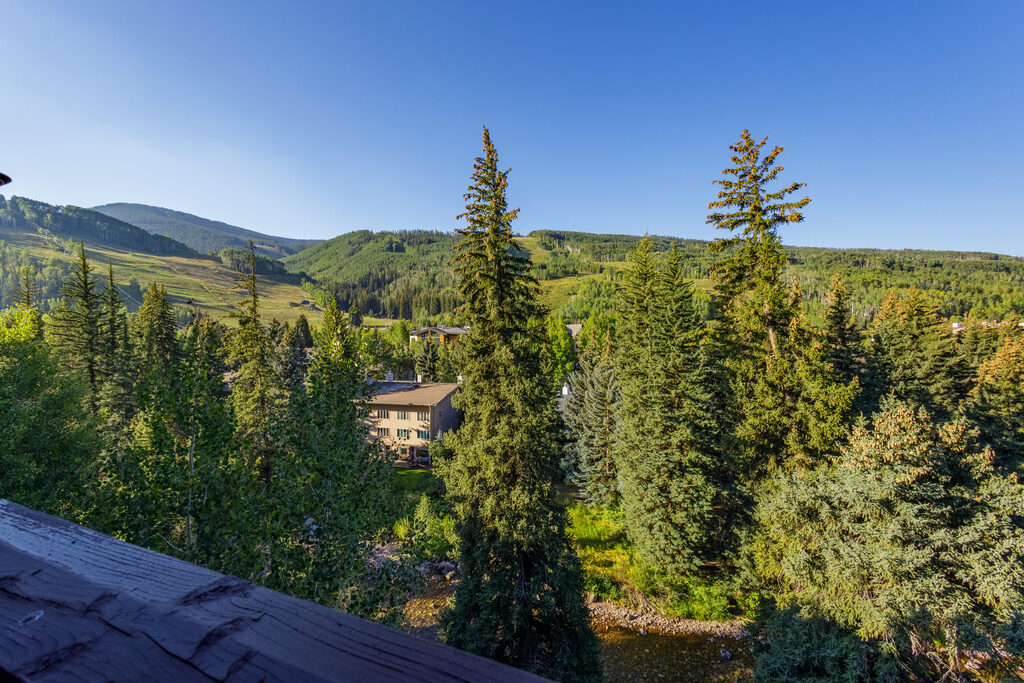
<box><xmin>1</xmin><ymin>1</ymin><xmax>1022</xmax><ymax>253</ymax></box>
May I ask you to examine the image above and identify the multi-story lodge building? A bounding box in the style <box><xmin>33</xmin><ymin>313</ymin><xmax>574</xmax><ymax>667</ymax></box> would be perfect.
<box><xmin>368</xmin><ymin>381</ymin><xmax>460</xmax><ymax>465</ymax></box>
<box><xmin>408</xmin><ymin>326</ymin><xmax>468</xmax><ymax>345</ymax></box>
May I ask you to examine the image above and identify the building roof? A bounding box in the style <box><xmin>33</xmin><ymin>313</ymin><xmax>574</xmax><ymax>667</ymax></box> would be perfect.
<box><xmin>0</xmin><ymin>498</ymin><xmax>543</xmax><ymax>683</ymax></box>
<box><xmin>370</xmin><ymin>381</ymin><xmax>458</xmax><ymax>406</ymax></box>
<box><xmin>410</xmin><ymin>326</ymin><xmax>468</xmax><ymax>336</ymax></box>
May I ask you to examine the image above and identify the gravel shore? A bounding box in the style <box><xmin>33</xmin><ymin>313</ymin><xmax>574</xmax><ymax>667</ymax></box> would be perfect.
<box><xmin>588</xmin><ymin>598</ymin><xmax>750</xmax><ymax>638</ymax></box>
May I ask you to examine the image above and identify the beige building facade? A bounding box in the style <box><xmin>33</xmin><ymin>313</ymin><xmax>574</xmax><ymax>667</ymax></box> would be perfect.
<box><xmin>367</xmin><ymin>381</ymin><xmax>460</xmax><ymax>465</ymax></box>
<box><xmin>408</xmin><ymin>326</ymin><xmax>468</xmax><ymax>345</ymax></box>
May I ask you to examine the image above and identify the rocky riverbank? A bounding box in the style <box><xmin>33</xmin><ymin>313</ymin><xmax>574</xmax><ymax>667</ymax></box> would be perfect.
<box><xmin>404</xmin><ymin>575</ymin><xmax>755</xmax><ymax>681</ymax></box>
<box><xmin>587</xmin><ymin>597</ymin><xmax>750</xmax><ymax>639</ymax></box>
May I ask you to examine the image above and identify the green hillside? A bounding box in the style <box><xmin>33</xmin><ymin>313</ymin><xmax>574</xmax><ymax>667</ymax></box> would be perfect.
<box><xmin>522</xmin><ymin>230</ymin><xmax>1024</xmax><ymax>322</ymax></box>
<box><xmin>286</xmin><ymin>227</ymin><xmax>1024</xmax><ymax>324</ymax></box>
<box><xmin>283</xmin><ymin>229</ymin><xmax>461</xmax><ymax>320</ymax></box>
<box><xmin>6</xmin><ymin>193</ymin><xmax>1023</xmax><ymax>327</ymax></box>
<box><xmin>92</xmin><ymin>202</ymin><xmax>320</xmax><ymax>258</ymax></box>
<box><xmin>2</xmin><ymin>196</ymin><xmax>196</xmax><ymax>256</ymax></box>
<box><xmin>1</xmin><ymin>195</ymin><xmax>318</xmax><ymax>323</ymax></box>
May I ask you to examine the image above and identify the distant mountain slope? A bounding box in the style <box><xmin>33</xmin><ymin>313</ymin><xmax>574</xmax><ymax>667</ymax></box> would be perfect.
<box><xmin>285</xmin><ymin>227</ymin><xmax>1024</xmax><ymax>324</ymax></box>
<box><xmin>1</xmin><ymin>195</ymin><xmax>195</xmax><ymax>256</ymax></box>
<box><xmin>0</xmin><ymin>195</ymin><xmax>317</xmax><ymax>323</ymax></box>
<box><xmin>92</xmin><ymin>203</ymin><xmax>320</xmax><ymax>258</ymax></box>
<box><xmin>282</xmin><ymin>229</ymin><xmax>459</xmax><ymax>320</ymax></box>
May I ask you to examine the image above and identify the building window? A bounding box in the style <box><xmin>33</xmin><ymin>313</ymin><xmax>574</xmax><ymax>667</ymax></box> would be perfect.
<box><xmin>375</xmin><ymin>409</ymin><xmax>390</xmax><ymax>419</ymax></box>
<box><xmin>396</xmin><ymin>410</ymin><xmax>410</xmax><ymax>420</ymax></box>
<box><xmin>376</xmin><ymin>427</ymin><xmax>390</xmax><ymax>437</ymax></box>
<box><xmin>397</xmin><ymin>428</ymin><xmax>410</xmax><ymax>439</ymax></box>
<box><xmin>417</xmin><ymin>429</ymin><xmax>430</xmax><ymax>440</ymax></box>
<box><xmin>416</xmin><ymin>411</ymin><xmax>429</xmax><ymax>422</ymax></box>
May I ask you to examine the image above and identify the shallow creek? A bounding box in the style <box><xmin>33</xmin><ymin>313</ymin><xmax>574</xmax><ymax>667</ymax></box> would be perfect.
<box><xmin>405</xmin><ymin>578</ymin><xmax>755</xmax><ymax>681</ymax></box>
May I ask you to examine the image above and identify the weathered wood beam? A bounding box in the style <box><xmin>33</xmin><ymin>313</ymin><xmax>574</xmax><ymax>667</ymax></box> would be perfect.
<box><xmin>0</xmin><ymin>499</ymin><xmax>545</xmax><ymax>682</ymax></box>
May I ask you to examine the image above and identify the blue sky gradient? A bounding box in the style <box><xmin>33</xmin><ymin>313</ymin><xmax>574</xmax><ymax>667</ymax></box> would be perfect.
<box><xmin>1</xmin><ymin>1</ymin><xmax>1021</xmax><ymax>253</ymax></box>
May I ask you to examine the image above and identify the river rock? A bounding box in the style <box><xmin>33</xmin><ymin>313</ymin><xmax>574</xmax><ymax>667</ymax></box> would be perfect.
<box><xmin>720</xmin><ymin>648</ymin><xmax>731</xmax><ymax>661</ymax></box>
<box><xmin>638</xmin><ymin>628</ymin><xmax>648</xmax><ymax>636</ymax></box>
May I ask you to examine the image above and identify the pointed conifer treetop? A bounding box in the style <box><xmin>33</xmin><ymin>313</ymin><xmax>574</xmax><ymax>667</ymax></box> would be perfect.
<box><xmin>706</xmin><ymin>129</ymin><xmax>810</xmax><ymax>256</ymax></box>
<box><xmin>439</xmin><ymin>127</ymin><xmax>601</xmax><ymax>682</ymax></box>
<box><xmin>53</xmin><ymin>241</ymin><xmax>102</xmax><ymax>409</ymax></box>
<box><xmin>16</xmin><ymin>265</ymin><xmax>41</xmax><ymax>309</ymax></box>
<box><xmin>452</xmin><ymin>126</ymin><xmax>538</xmax><ymax>335</ymax></box>
<box><xmin>706</xmin><ymin>131</ymin><xmax>810</xmax><ymax>352</ymax></box>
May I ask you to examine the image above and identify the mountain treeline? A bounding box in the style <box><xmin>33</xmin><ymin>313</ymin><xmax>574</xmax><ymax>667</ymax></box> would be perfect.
<box><xmin>219</xmin><ymin>246</ymin><xmax>289</xmax><ymax>275</ymax></box>
<box><xmin>287</xmin><ymin>224</ymin><xmax>1024</xmax><ymax>326</ymax></box>
<box><xmin>284</xmin><ymin>229</ymin><xmax>463</xmax><ymax>320</ymax></box>
<box><xmin>1</xmin><ymin>195</ymin><xmax>196</xmax><ymax>256</ymax></box>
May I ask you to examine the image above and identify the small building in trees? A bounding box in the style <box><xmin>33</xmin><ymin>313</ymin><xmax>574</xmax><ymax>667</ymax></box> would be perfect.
<box><xmin>409</xmin><ymin>326</ymin><xmax>468</xmax><ymax>345</ymax></box>
<box><xmin>367</xmin><ymin>381</ymin><xmax>460</xmax><ymax>465</ymax></box>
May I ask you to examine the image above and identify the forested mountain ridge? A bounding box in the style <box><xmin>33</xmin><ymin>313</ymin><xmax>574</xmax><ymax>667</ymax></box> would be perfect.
<box><xmin>93</xmin><ymin>202</ymin><xmax>320</xmax><ymax>258</ymax></box>
<box><xmin>0</xmin><ymin>195</ymin><xmax>315</xmax><ymax>322</ymax></box>
<box><xmin>283</xmin><ymin>227</ymin><xmax>1024</xmax><ymax>324</ymax></box>
<box><xmin>1</xmin><ymin>195</ymin><xmax>196</xmax><ymax>256</ymax></box>
<box><xmin>282</xmin><ymin>229</ymin><xmax>462</xmax><ymax>321</ymax></box>
<box><xmin>6</xmin><ymin>192</ymin><xmax>1024</xmax><ymax>325</ymax></box>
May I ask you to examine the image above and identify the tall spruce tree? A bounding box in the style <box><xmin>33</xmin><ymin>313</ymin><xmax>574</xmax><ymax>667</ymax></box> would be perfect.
<box><xmin>415</xmin><ymin>339</ymin><xmax>440</xmax><ymax>381</ymax></box>
<box><xmin>97</xmin><ymin>262</ymin><xmax>134</xmax><ymax>435</ymax></box>
<box><xmin>614</xmin><ymin>241</ymin><xmax>735</xmax><ymax>575</ymax></box>
<box><xmin>16</xmin><ymin>265</ymin><xmax>40</xmax><ymax>309</ymax></box>
<box><xmin>221</xmin><ymin>241</ymin><xmax>288</xmax><ymax>583</ymax></box>
<box><xmin>131</xmin><ymin>282</ymin><xmax>181</xmax><ymax>457</ymax></box>
<box><xmin>706</xmin><ymin>132</ymin><xmax>855</xmax><ymax>475</ymax></box>
<box><xmin>562</xmin><ymin>349</ymin><xmax>619</xmax><ymax>507</ymax></box>
<box><xmin>866</xmin><ymin>288</ymin><xmax>970</xmax><ymax>421</ymax></box>
<box><xmin>284</xmin><ymin>298</ymin><xmax>399</xmax><ymax>617</ymax></box>
<box><xmin>95</xmin><ymin>281</ymin><xmax>185</xmax><ymax>554</ymax></box>
<box><xmin>437</xmin><ymin>127</ymin><xmax>601</xmax><ymax>681</ymax></box>
<box><xmin>707</xmin><ymin>131</ymin><xmax>809</xmax><ymax>360</ymax></box>
<box><xmin>15</xmin><ymin>265</ymin><xmax>43</xmax><ymax>339</ymax></box>
<box><xmin>292</xmin><ymin>313</ymin><xmax>314</xmax><ymax>349</ymax></box>
<box><xmin>229</xmin><ymin>242</ymin><xmax>283</xmax><ymax>486</ymax></box>
<box><xmin>52</xmin><ymin>242</ymin><xmax>102</xmax><ymax>410</ymax></box>
<box><xmin>177</xmin><ymin>314</ymin><xmax>233</xmax><ymax>565</ymax></box>
<box><xmin>967</xmin><ymin>334</ymin><xmax>1024</xmax><ymax>472</ymax></box>
<box><xmin>821</xmin><ymin>272</ymin><xmax>863</xmax><ymax>386</ymax></box>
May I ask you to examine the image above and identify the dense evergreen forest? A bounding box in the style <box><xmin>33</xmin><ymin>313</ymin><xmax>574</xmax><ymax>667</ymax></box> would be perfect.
<box><xmin>282</xmin><ymin>229</ymin><xmax>463</xmax><ymax>321</ymax></box>
<box><xmin>2</xmin><ymin>129</ymin><xmax>1023</xmax><ymax>681</ymax></box>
